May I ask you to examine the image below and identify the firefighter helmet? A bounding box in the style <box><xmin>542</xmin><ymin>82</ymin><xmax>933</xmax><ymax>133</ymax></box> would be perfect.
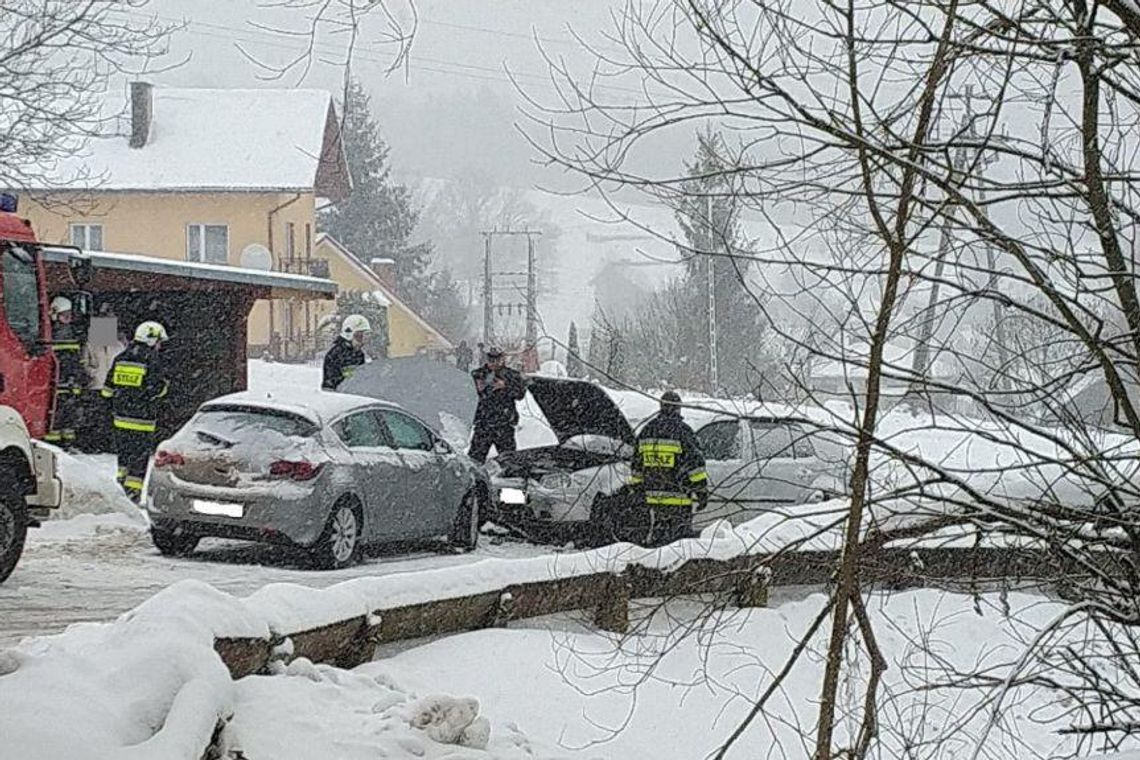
<box><xmin>660</xmin><ymin>390</ymin><xmax>683</xmax><ymax>415</ymax></box>
<box><xmin>134</xmin><ymin>321</ymin><xmax>168</xmax><ymax>347</ymax></box>
<box><xmin>340</xmin><ymin>314</ymin><xmax>372</xmax><ymax>340</ymax></box>
<box><xmin>50</xmin><ymin>296</ymin><xmax>73</xmax><ymax>316</ymax></box>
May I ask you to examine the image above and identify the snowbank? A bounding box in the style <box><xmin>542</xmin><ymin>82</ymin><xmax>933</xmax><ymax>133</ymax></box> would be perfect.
<box><xmin>51</xmin><ymin>450</ymin><xmax>141</xmax><ymax>522</ymax></box>
<box><xmin>0</xmin><ymin>580</ymin><xmax>256</xmax><ymax>760</ymax></box>
<box><xmin>227</xmin><ymin>661</ymin><xmax>556</xmax><ymax>758</ymax></box>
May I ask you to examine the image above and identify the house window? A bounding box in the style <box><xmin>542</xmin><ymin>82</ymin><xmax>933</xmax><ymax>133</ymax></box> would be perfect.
<box><xmin>186</xmin><ymin>224</ymin><xmax>229</xmax><ymax>264</ymax></box>
<box><xmin>69</xmin><ymin>223</ymin><xmax>103</xmax><ymax>251</ymax></box>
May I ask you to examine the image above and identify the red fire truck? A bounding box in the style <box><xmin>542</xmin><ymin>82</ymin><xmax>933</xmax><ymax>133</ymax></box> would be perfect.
<box><xmin>0</xmin><ymin>193</ymin><xmax>64</xmax><ymax>583</ymax></box>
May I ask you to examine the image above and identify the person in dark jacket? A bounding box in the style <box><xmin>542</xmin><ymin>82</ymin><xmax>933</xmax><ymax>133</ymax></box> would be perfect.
<box><xmin>468</xmin><ymin>346</ymin><xmax>526</xmax><ymax>462</ymax></box>
<box><xmin>46</xmin><ymin>296</ymin><xmax>87</xmax><ymax>448</ymax></box>
<box><xmin>322</xmin><ymin>314</ymin><xmax>370</xmax><ymax>390</ymax></box>
<box><xmin>628</xmin><ymin>391</ymin><xmax>708</xmax><ymax>544</ymax></box>
<box><xmin>455</xmin><ymin>340</ymin><xmax>474</xmax><ymax>373</ymax></box>
<box><xmin>102</xmin><ymin>321</ymin><xmax>170</xmax><ymax>502</ymax></box>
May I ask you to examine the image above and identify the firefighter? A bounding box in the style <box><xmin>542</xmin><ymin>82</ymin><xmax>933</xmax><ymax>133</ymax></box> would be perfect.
<box><xmin>468</xmin><ymin>346</ymin><xmax>526</xmax><ymax>463</ymax></box>
<box><xmin>46</xmin><ymin>296</ymin><xmax>87</xmax><ymax>448</ymax></box>
<box><xmin>628</xmin><ymin>391</ymin><xmax>708</xmax><ymax>545</ymax></box>
<box><xmin>322</xmin><ymin>314</ymin><xmax>370</xmax><ymax>390</ymax></box>
<box><xmin>102</xmin><ymin>321</ymin><xmax>169</xmax><ymax>502</ymax></box>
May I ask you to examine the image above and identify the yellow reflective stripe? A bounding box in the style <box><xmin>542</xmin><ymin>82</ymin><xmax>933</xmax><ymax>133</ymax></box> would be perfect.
<box><xmin>639</xmin><ymin>439</ymin><xmax>682</xmax><ymax>454</ymax></box>
<box><xmin>123</xmin><ymin>477</ymin><xmax>144</xmax><ymax>491</ymax></box>
<box><xmin>113</xmin><ymin>416</ymin><xmax>157</xmax><ymax>433</ymax></box>
<box><xmin>342</xmin><ymin>366</ymin><xmax>357</xmax><ymax>379</ymax></box>
<box><xmin>688</xmin><ymin>471</ymin><xmax>708</xmax><ymax>484</ymax></box>
<box><xmin>52</xmin><ymin>343</ymin><xmax>81</xmax><ymax>351</ymax></box>
<box><xmin>645</xmin><ymin>492</ymin><xmax>692</xmax><ymax>506</ymax></box>
<box><xmin>43</xmin><ymin>432</ymin><xmax>62</xmax><ymax>442</ymax></box>
<box><xmin>101</xmin><ymin>388</ymin><xmax>115</xmax><ymax>398</ymax></box>
<box><xmin>628</xmin><ymin>475</ymin><xmax>644</xmax><ymax>485</ymax></box>
<box><xmin>153</xmin><ymin>380</ymin><xmax>169</xmax><ymax>400</ymax></box>
<box><xmin>56</xmin><ymin>387</ymin><xmax>83</xmax><ymax>395</ymax></box>
<box><xmin>112</xmin><ymin>362</ymin><xmax>147</xmax><ymax>388</ymax></box>
<box><xmin>639</xmin><ymin>439</ymin><xmax>682</xmax><ymax>468</ymax></box>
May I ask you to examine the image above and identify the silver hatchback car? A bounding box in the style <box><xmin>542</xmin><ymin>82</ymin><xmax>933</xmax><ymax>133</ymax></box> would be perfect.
<box><xmin>143</xmin><ymin>391</ymin><xmax>487</xmax><ymax>568</ymax></box>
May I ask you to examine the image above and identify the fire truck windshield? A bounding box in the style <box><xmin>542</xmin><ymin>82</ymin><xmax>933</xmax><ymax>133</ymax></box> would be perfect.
<box><xmin>1</xmin><ymin>242</ymin><xmax>44</xmax><ymax>351</ymax></box>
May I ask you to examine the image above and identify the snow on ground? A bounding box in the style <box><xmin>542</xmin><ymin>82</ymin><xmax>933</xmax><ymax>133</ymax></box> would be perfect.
<box><xmin>375</xmin><ymin>589</ymin><xmax>1103</xmax><ymax>759</ymax></box>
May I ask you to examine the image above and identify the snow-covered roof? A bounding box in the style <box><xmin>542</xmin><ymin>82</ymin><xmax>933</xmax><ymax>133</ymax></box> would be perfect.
<box><xmin>203</xmin><ymin>389</ymin><xmax>397</xmax><ymax>426</ymax></box>
<box><xmin>29</xmin><ymin>88</ymin><xmax>349</xmax><ymax>196</ymax></box>
<box><xmin>40</xmin><ymin>246</ymin><xmax>336</xmax><ymax>298</ymax></box>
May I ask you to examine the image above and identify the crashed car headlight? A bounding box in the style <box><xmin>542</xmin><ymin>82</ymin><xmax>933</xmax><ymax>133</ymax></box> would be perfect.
<box><xmin>499</xmin><ymin>487</ymin><xmax>527</xmax><ymax>505</ymax></box>
<box><xmin>540</xmin><ymin>472</ymin><xmax>573</xmax><ymax>490</ymax></box>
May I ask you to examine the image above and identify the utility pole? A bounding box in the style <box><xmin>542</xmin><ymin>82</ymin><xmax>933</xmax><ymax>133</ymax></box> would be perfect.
<box><xmin>911</xmin><ymin>86</ymin><xmax>1005</xmax><ymax>391</ymax></box>
<box><xmin>706</xmin><ymin>193</ymin><xmax>719</xmax><ymax>393</ymax></box>
<box><xmin>526</xmin><ymin>233</ymin><xmax>538</xmax><ymax>350</ymax></box>
<box><xmin>481</xmin><ymin>228</ymin><xmax>543</xmax><ymax>352</ymax></box>
<box><xmin>482</xmin><ymin>232</ymin><xmax>494</xmax><ymax>343</ymax></box>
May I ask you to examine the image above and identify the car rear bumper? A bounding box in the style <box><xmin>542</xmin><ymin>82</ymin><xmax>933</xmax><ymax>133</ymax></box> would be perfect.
<box><xmin>491</xmin><ymin>476</ymin><xmax>592</xmax><ymax>524</ymax></box>
<box><xmin>145</xmin><ymin>471</ymin><xmax>328</xmax><ymax>547</ymax></box>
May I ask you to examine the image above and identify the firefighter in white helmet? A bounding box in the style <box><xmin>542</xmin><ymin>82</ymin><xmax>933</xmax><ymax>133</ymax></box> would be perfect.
<box><xmin>46</xmin><ymin>296</ymin><xmax>87</xmax><ymax>447</ymax></box>
<box><xmin>322</xmin><ymin>314</ymin><xmax>371</xmax><ymax>390</ymax></box>
<box><xmin>101</xmin><ymin>320</ymin><xmax>170</xmax><ymax>501</ymax></box>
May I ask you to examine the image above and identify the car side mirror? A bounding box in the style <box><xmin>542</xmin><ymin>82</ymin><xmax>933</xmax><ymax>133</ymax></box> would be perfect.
<box><xmin>433</xmin><ymin>439</ymin><xmax>452</xmax><ymax>455</ymax></box>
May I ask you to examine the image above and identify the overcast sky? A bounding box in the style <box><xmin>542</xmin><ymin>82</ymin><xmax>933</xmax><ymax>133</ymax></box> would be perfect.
<box><xmin>144</xmin><ymin>0</ymin><xmax>667</xmax><ymax>189</ymax></box>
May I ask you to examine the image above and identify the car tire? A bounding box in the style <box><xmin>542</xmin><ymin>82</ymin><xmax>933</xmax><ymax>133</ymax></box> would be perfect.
<box><xmin>449</xmin><ymin>489</ymin><xmax>481</xmax><ymax>552</ymax></box>
<box><xmin>150</xmin><ymin>525</ymin><xmax>200</xmax><ymax>557</ymax></box>
<box><xmin>312</xmin><ymin>498</ymin><xmax>363</xmax><ymax>570</ymax></box>
<box><xmin>0</xmin><ymin>484</ymin><xmax>29</xmax><ymax>585</ymax></box>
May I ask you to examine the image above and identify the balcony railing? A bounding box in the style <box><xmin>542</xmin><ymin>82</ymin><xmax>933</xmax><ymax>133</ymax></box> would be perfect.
<box><xmin>276</xmin><ymin>257</ymin><xmax>330</xmax><ymax>279</ymax></box>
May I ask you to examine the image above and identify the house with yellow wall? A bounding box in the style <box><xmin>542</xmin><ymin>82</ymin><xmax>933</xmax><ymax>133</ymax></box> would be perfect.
<box><xmin>17</xmin><ymin>81</ymin><xmax>454</xmax><ymax>361</ymax></box>
<box><xmin>16</xmin><ymin>81</ymin><xmax>349</xmax><ymax>358</ymax></box>
<box><xmin>314</xmin><ymin>234</ymin><xmax>453</xmax><ymax>358</ymax></box>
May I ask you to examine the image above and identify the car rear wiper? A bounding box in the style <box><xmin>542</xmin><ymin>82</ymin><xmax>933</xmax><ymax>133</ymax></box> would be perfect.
<box><xmin>195</xmin><ymin>429</ymin><xmax>236</xmax><ymax>448</ymax></box>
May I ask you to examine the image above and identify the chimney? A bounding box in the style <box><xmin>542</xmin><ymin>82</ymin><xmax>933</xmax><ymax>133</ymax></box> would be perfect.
<box><xmin>370</xmin><ymin>258</ymin><xmax>397</xmax><ymax>293</ymax></box>
<box><xmin>129</xmin><ymin>81</ymin><xmax>153</xmax><ymax>149</ymax></box>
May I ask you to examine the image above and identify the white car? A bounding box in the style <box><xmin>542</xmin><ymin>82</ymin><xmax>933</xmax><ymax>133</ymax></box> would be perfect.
<box><xmin>488</xmin><ymin>377</ymin><xmax>847</xmax><ymax>543</ymax></box>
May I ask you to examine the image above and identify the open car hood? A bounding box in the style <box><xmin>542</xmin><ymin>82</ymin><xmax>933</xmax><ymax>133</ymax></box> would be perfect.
<box><xmin>526</xmin><ymin>376</ymin><xmax>635</xmax><ymax>446</ymax></box>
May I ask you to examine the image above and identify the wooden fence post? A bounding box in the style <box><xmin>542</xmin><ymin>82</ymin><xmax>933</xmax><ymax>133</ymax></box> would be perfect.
<box><xmin>734</xmin><ymin>566</ymin><xmax>770</xmax><ymax>608</ymax></box>
<box><xmin>593</xmin><ymin>574</ymin><xmax>630</xmax><ymax>634</ymax></box>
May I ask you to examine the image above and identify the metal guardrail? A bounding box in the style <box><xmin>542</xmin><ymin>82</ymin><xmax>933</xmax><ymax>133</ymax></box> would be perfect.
<box><xmin>214</xmin><ymin>554</ymin><xmax>771</xmax><ymax>679</ymax></box>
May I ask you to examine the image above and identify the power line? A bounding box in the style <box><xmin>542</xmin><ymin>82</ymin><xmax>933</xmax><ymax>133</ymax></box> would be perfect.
<box><xmin>113</xmin><ymin>9</ymin><xmax>650</xmax><ymax>97</ymax></box>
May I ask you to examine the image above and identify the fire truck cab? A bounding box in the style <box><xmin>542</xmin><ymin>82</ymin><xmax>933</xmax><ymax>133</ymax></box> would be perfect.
<box><xmin>0</xmin><ymin>193</ymin><xmax>63</xmax><ymax>583</ymax></box>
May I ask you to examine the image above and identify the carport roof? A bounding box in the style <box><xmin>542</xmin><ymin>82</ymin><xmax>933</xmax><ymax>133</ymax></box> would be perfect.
<box><xmin>42</xmin><ymin>247</ymin><xmax>336</xmax><ymax>300</ymax></box>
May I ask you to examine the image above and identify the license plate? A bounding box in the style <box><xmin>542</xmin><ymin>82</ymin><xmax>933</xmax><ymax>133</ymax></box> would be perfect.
<box><xmin>191</xmin><ymin>499</ymin><xmax>244</xmax><ymax>518</ymax></box>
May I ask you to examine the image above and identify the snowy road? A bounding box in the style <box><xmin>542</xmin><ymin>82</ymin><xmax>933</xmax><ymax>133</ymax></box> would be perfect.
<box><xmin>0</xmin><ymin>515</ymin><xmax>553</xmax><ymax>647</ymax></box>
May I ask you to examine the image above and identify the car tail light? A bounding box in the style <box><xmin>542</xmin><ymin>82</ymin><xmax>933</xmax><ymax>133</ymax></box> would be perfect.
<box><xmin>154</xmin><ymin>450</ymin><xmax>185</xmax><ymax>468</ymax></box>
<box><xmin>269</xmin><ymin>460</ymin><xmax>323</xmax><ymax>481</ymax></box>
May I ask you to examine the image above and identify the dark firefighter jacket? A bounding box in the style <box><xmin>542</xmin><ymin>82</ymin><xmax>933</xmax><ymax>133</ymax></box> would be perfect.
<box><xmin>471</xmin><ymin>365</ymin><xmax>526</xmax><ymax>428</ymax></box>
<box><xmin>629</xmin><ymin>412</ymin><xmax>708</xmax><ymax>507</ymax></box>
<box><xmin>322</xmin><ymin>337</ymin><xmax>365</xmax><ymax>390</ymax></box>
<box><xmin>52</xmin><ymin>322</ymin><xmax>86</xmax><ymax>389</ymax></box>
<box><xmin>101</xmin><ymin>342</ymin><xmax>169</xmax><ymax>434</ymax></box>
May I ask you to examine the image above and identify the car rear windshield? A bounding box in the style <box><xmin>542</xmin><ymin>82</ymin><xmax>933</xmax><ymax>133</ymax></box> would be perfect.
<box><xmin>192</xmin><ymin>406</ymin><xmax>318</xmax><ymax>443</ymax></box>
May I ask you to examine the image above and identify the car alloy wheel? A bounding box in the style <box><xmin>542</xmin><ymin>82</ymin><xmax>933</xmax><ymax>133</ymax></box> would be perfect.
<box><xmin>330</xmin><ymin>505</ymin><xmax>359</xmax><ymax>564</ymax></box>
<box><xmin>450</xmin><ymin>490</ymin><xmax>480</xmax><ymax>551</ymax></box>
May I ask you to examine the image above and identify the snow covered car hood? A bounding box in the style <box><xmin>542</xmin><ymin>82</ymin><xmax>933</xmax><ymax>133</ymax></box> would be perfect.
<box><xmin>525</xmin><ymin>376</ymin><xmax>635</xmax><ymax>446</ymax></box>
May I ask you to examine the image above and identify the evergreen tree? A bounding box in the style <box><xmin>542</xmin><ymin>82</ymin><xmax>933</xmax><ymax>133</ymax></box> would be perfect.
<box><xmin>673</xmin><ymin>128</ymin><xmax>763</xmax><ymax>393</ymax></box>
<box><xmin>321</xmin><ymin>80</ymin><xmax>428</xmax><ymax>299</ymax></box>
<box><xmin>566</xmin><ymin>322</ymin><xmax>584</xmax><ymax>377</ymax></box>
